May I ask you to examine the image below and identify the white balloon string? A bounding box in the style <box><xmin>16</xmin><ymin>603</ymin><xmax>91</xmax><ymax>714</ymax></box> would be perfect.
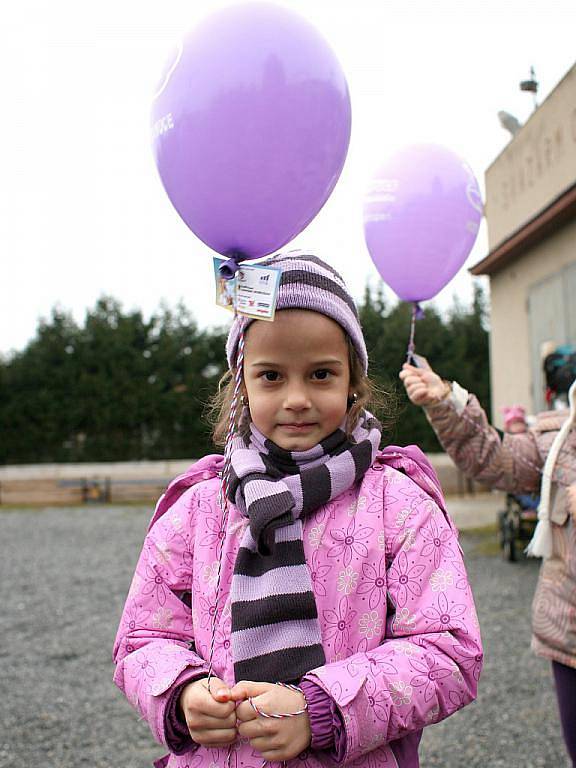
<box><xmin>406</xmin><ymin>303</ymin><xmax>418</xmax><ymax>363</ymax></box>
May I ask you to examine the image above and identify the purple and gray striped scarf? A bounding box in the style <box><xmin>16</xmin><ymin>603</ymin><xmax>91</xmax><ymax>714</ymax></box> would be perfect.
<box><xmin>227</xmin><ymin>411</ymin><xmax>382</xmax><ymax>682</ymax></box>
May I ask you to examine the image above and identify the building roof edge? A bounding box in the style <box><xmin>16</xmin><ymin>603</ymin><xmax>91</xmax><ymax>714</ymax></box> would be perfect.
<box><xmin>470</xmin><ymin>180</ymin><xmax>576</xmax><ymax>276</ymax></box>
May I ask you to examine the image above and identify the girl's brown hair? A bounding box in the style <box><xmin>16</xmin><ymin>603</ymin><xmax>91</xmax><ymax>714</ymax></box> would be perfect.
<box><xmin>207</xmin><ymin>336</ymin><xmax>397</xmax><ymax>447</ymax></box>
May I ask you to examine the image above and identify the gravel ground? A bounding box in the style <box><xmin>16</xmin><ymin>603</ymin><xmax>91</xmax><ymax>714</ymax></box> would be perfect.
<box><xmin>0</xmin><ymin>505</ymin><xmax>568</xmax><ymax>768</ymax></box>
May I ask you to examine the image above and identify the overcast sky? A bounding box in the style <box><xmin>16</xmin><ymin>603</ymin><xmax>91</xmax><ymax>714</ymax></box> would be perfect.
<box><xmin>2</xmin><ymin>0</ymin><xmax>575</xmax><ymax>355</ymax></box>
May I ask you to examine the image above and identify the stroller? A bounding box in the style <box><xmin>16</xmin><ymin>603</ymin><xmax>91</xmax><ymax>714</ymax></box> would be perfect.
<box><xmin>498</xmin><ymin>492</ymin><xmax>539</xmax><ymax>562</ymax></box>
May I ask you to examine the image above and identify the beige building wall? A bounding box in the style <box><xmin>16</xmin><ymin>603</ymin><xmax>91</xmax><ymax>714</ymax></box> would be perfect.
<box><xmin>488</xmin><ymin>219</ymin><xmax>576</xmax><ymax>423</ymax></box>
<box><xmin>481</xmin><ymin>62</ymin><xmax>576</xmax><ymax>425</ymax></box>
<box><xmin>485</xmin><ymin>64</ymin><xmax>576</xmax><ymax>248</ymax></box>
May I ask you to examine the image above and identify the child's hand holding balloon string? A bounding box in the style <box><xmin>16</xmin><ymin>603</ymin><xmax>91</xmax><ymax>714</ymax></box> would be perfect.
<box><xmin>179</xmin><ymin>677</ymin><xmax>237</xmax><ymax>747</ymax></box>
<box><xmin>180</xmin><ymin>677</ymin><xmax>312</xmax><ymax>759</ymax></box>
<box><xmin>228</xmin><ymin>680</ymin><xmax>312</xmax><ymax>762</ymax></box>
<box><xmin>400</xmin><ymin>358</ymin><xmax>451</xmax><ymax>407</ymax></box>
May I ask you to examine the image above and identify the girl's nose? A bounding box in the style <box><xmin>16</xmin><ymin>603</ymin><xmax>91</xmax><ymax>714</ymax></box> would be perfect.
<box><xmin>283</xmin><ymin>383</ymin><xmax>311</xmax><ymax>410</ymax></box>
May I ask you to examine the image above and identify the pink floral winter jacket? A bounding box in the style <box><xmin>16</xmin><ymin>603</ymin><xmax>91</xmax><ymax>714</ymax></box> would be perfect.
<box><xmin>113</xmin><ymin>448</ymin><xmax>482</xmax><ymax>768</ymax></box>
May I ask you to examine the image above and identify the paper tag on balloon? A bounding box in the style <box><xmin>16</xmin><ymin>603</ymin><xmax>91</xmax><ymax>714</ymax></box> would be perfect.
<box><xmin>235</xmin><ymin>263</ymin><xmax>281</xmax><ymax>321</ymax></box>
<box><xmin>212</xmin><ymin>259</ymin><xmax>281</xmax><ymax>321</ymax></box>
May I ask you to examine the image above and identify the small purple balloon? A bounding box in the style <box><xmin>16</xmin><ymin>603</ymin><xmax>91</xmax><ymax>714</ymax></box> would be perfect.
<box><xmin>151</xmin><ymin>2</ymin><xmax>351</xmax><ymax>260</ymax></box>
<box><xmin>363</xmin><ymin>144</ymin><xmax>483</xmax><ymax>302</ymax></box>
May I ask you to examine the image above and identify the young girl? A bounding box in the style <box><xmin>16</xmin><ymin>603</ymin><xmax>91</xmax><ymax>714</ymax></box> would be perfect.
<box><xmin>113</xmin><ymin>253</ymin><xmax>483</xmax><ymax>768</ymax></box>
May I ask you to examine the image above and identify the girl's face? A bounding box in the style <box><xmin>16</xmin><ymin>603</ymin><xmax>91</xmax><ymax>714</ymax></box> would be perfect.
<box><xmin>507</xmin><ymin>420</ymin><xmax>527</xmax><ymax>434</ymax></box>
<box><xmin>243</xmin><ymin>310</ymin><xmax>352</xmax><ymax>451</ymax></box>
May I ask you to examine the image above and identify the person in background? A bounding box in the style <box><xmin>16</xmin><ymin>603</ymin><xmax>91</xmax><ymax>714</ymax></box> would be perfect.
<box><xmin>400</xmin><ymin>345</ymin><xmax>576</xmax><ymax>767</ymax></box>
<box><xmin>502</xmin><ymin>405</ymin><xmax>528</xmax><ymax>434</ymax></box>
<box><xmin>502</xmin><ymin>406</ymin><xmax>539</xmax><ymax>511</ymax></box>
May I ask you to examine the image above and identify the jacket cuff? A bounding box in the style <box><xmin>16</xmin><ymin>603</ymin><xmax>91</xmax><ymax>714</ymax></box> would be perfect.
<box><xmin>300</xmin><ymin>678</ymin><xmax>346</xmax><ymax>761</ymax></box>
<box><xmin>163</xmin><ymin>671</ymin><xmax>209</xmax><ymax>754</ymax></box>
<box><xmin>424</xmin><ymin>380</ymin><xmax>469</xmax><ymax>417</ymax></box>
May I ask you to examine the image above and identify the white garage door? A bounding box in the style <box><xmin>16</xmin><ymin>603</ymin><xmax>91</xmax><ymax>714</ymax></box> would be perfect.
<box><xmin>528</xmin><ymin>261</ymin><xmax>576</xmax><ymax>410</ymax></box>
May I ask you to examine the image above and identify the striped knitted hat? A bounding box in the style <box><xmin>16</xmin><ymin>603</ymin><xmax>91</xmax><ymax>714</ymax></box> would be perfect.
<box><xmin>226</xmin><ymin>252</ymin><xmax>368</xmax><ymax>372</ymax></box>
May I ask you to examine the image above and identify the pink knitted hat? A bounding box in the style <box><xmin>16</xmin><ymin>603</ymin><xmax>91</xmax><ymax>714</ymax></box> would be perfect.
<box><xmin>502</xmin><ymin>405</ymin><xmax>526</xmax><ymax>430</ymax></box>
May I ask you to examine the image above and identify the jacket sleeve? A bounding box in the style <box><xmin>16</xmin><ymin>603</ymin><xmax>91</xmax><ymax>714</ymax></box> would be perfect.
<box><xmin>424</xmin><ymin>391</ymin><xmax>542</xmax><ymax>493</ymax></box>
<box><xmin>112</xmin><ymin>486</ymin><xmax>209</xmax><ymax>752</ymax></box>
<box><xmin>305</xmin><ymin>489</ymin><xmax>483</xmax><ymax>766</ymax></box>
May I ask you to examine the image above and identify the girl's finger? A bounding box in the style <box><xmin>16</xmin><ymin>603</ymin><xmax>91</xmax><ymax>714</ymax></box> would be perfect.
<box><xmin>191</xmin><ymin>728</ymin><xmax>237</xmax><ymax>746</ymax></box>
<box><xmin>401</xmin><ymin>374</ymin><xmax>424</xmax><ymax>389</ymax></box>
<box><xmin>211</xmin><ymin>686</ymin><xmax>233</xmax><ymax>702</ymax></box>
<box><xmin>188</xmin><ymin>692</ymin><xmax>236</xmax><ymax>720</ymax></box>
<box><xmin>235</xmin><ymin>700</ymin><xmax>257</xmax><ymax>722</ymax></box>
<box><xmin>248</xmin><ymin>734</ymin><xmax>281</xmax><ymax>754</ymax></box>
<box><xmin>409</xmin><ymin>393</ymin><xmax>430</xmax><ymax>405</ymax></box>
<box><xmin>405</xmin><ymin>386</ymin><xmax>426</xmax><ymax>401</ymax></box>
<box><xmin>406</xmin><ymin>383</ymin><xmax>427</xmax><ymax>396</ymax></box>
<box><xmin>228</xmin><ymin>680</ymin><xmax>273</xmax><ymax>701</ymax></box>
<box><xmin>237</xmin><ymin>718</ymin><xmax>272</xmax><ymax>740</ymax></box>
<box><xmin>200</xmin><ymin>676</ymin><xmax>231</xmax><ymax>701</ymax></box>
<box><xmin>186</xmin><ymin>711</ymin><xmax>237</xmax><ymax>731</ymax></box>
<box><xmin>255</xmin><ymin>746</ymin><xmax>286</xmax><ymax>762</ymax></box>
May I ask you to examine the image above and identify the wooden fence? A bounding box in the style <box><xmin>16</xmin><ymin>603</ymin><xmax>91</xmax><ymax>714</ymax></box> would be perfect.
<box><xmin>0</xmin><ymin>455</ymin><xmax>487</xmax><ymax>506</ymax></box>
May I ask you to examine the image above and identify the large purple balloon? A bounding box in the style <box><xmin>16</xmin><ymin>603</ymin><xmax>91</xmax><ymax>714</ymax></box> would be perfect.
<box><xmin>363</xmin><ymin>144</ymin><xmax>483</xmax><ymax>302</ymax></box>
<box><xmin>151</xmin><ymin>3</ymin><xmax>351</xmax><ymax>260</ymax></box>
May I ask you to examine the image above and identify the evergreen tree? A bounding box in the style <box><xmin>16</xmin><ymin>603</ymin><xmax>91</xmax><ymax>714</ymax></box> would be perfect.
<box><xmin>0</xmin><ymin>308</ymin><xmax>81</xmax><ymax>462</ymax></box>
<box><xmin>0</xmin><ymin>287</ymin><xmax>490</xmax><ymax>464</ymax></box>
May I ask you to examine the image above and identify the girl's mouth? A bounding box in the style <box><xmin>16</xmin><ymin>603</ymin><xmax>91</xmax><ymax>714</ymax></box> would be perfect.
<box><xmin>279</xmin><ymin>423</ymin><xmax>316</xmax><ymax>432</ymax></box>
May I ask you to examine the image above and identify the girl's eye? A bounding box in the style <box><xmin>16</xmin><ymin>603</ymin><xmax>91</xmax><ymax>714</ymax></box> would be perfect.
<box><xmin>261</xmin><ymin>371</ymin><xmax>279</xmax><ymax>382</ymax></box>
<box><xmin>312</xmin><ymin>369</ymin><xmax>331</xmax><ymax>381</ymax></box>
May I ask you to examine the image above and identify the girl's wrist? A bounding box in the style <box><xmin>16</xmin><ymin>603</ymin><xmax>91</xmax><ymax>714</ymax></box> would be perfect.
<box><xmin>429</xmin><ymin>379</ymin><xmax>452</xmax><ymax>406</ymax></box>
<box><xmin>439</xmin><ymin>379</ymin><xmax>452</xmax><ymax>402</ymax></box>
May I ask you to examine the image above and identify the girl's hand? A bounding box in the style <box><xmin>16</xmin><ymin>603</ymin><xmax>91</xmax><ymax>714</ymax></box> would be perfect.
<box><xmin>399</xmin><ymin>361</ymin><xmax>450</xmax><ymax>407</ymax></box>
<box><xmin>229</xmin><ymin>681</ymin><xmax>311</xmax><ymax>761</ymax></box>
<box><xmin>179</xmin><ymin>676</ymin><xmax>237</xmax><ymax>747</ymax></box>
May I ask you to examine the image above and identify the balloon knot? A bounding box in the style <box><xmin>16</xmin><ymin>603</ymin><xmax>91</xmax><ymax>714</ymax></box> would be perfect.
<box><xmin>414</xmin><ymin>302</ymin><xmax>425</xmax><ymax>320</ymax></box>
<box><xmin>219</xmin><ymin>251</ymin><xmax>247</xmax><ymax>280</ymax></box>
